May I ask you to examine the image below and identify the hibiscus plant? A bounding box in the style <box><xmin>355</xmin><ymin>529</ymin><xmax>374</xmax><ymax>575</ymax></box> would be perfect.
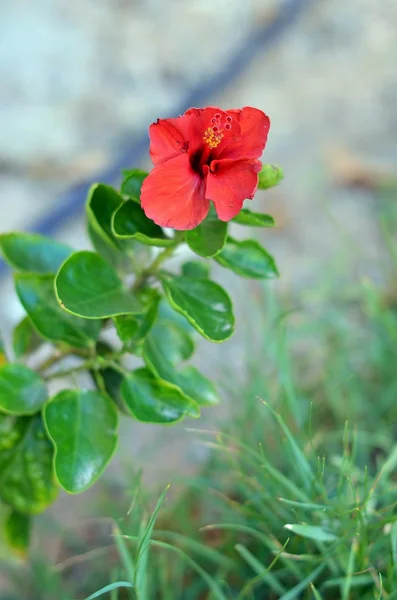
<box><xmin>0</xmin><ymin>106</ymin><xmax>282</xmax><ymax>553</ymax></box>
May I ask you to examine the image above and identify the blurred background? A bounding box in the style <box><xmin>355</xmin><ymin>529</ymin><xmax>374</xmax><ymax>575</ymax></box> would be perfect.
<box><xmin>1</xmin><ymin>0</ymin><xmax>397</xmax><ymax>597</ymax></box>
<box><xmin>1</xmin><ymin>0</ymin><xmax>396</xmax><ymax>305</ymax></box>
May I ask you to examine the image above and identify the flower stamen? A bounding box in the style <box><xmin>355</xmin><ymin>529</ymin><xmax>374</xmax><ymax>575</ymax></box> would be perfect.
<box><xmin>203</xmin><ymin>126</ymin><xmax>224</xmax><ymax>149</ymax></box>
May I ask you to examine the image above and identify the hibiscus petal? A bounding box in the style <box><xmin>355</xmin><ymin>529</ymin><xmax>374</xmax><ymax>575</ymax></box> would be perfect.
<box><xmin>205</xmin><ymin>158</ymin><xmax>261</xmax><ymax>221</ymax></box>
<box><xmin>149</xmin><ymin>118</ymin><xmax>190</xmax><ymax>166</ymax></box>
<box><xmin>218</xmin><ymin>107</ymin><xmax>270</xmax><ymax>161</ymax></box>
<box><xmin>148</xmin><ymin>109</ymin><xmax>220</xmax><ymax>166</ymax></box>
<box><xmin>141</xmin><ymin>154</ymin><xmax>209</xmax><ymax>230</ymax></box>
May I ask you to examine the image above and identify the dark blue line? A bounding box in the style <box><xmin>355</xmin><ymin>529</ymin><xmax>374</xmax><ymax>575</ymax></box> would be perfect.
<box><xmin>0</xmin><ymin>0</ymin><xmax>308</xmax><ymax>279</ymax></box>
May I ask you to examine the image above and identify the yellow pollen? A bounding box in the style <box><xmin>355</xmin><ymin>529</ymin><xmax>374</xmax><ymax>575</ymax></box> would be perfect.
<box><xmin>203</xmin><ymin>127</ymin><xmax>224</xmax><ymax>149</ymax></box>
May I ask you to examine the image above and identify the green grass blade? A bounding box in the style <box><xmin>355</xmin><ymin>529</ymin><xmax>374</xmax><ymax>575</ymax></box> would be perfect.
<box><xmin>258</xmin><ymin>456</ymin><xmax>309</xmax><ymax>502</ymax></box>
<box><xmin>376</xmin><ymin>573</ymin><xmax>383</xmax><ymax>600</ymax></box>
<box><xmin>391</xmin><ymin>521</ymin><xmax>397</xmax><ymax>565</ymax></box>
<box><xmin>153</xmin><ymin>540</ymin><xmax>228</xmax><ymax>600</ymax></box>
<box><xmin>193</xmin><ymin>429</ymin><xmax>309</xmax><ymax>501</ymax></box>
<box><xmin>235</xmin><ymin>543</ymin><xmax>286</xmax><ymax>597</ymax></box>
<box><xmin>134</xmin><ymin>485</ymin><xmax>169</xmax><ymax>600</ymax></box>
<box><xmin>110</xmin><ymin>569</ymin><xmax>121</xmax><ymax>600</ymax></box>
<box><xmin>201</xmin><ymin>524</ymin><xmax>301</xmax><ymax>579</ymax></box>
<box><xmin>284</xmin><ymin>524</ymin><xmax>338</xmax><ymax>542</ymax></box>
<box><xmin>155</xmin><ymin>530</ymin><xmax>235</xmax><ymax>570</ymax></box>
<box><xmin>342</xmin><ymin>537</ymin><xmax>358</xmax><ymax>600</ymax></box>
<box><xmin>83</xmin><ymin>582</ymin><xmax>134</xmax><ymax>600</ymax></box>
<box><xmin>323</xmin><ymin>574</ymin><xmax>374</xmax><ymax>589</ymax></box>
<box><xmin>261</xmin><ymin>401</ymin><xmax>314</xmax><ymax>490</ymax></box>
<box><xmin>279</xmin><ymin>564</ymin><xmax>325</xmax><ymax>600</ymax></box>
<box><xmin>124</xmin><ymin>535</ymin><xmax>228</xmax><ymax>600</ymax></box>
<box><xmin>278</xmin><ymin>498</ymin><xmax>329</xmax><ymax>511</ymax></box>
<box><xmin>310</xmin><ymin>583</ymin><xmax>324</xmax><ymax>600</ymax></box>
<box><xmin>113</xmin><ymin>524</ymin><xmax>135</xmax><ymax>585</ymax></box>
<box><xmin>379</xmin><ymin>445</ymin><xmax>397</xmax><ymax>479</ymax></box>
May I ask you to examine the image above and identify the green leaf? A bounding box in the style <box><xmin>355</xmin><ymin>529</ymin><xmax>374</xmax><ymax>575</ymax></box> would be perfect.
<box><xmin>15</xmin><ymin>273</ymin><xmax>102</xmax><ymax>348</ymax></box>
<box><xmin>13</xmin><ymin>316</ymin><xmax>42</xmax><ymax>359</ymax></box>
<box><xmin>0</xmin><ymin>232</ymin><xmax>72</xmax><ymax>274</ymax></box>
<box><xmin>0</xmin><ymin>364</ymin><xmax>47</xmax><ymax>415</ymax></box>
<box><xmin>258</xmin><ymin>164</ymin><xmax>284</xmax><ymax>190</ymax></box>
<box><xmin>0</xmin><ymin>330</ymin><xmax>7</xmax><ymax>367</ymax></box>
<box><xmin>114</xmin><ymin>315</ymin><xmax>139</xmax><ymax>344</ymax></box>
<box><xmin>121</xmin><ymin>169</ymin><xmax>148</xmax><ymax>199</ymax></box>
<box><xmin>97</xmin><ymin>365</ymin><xmax>129</xmax><ymax>414</ymax></box>
<box><xmin>173</xmin><ymin>366</ymin><xmax>219</xmax><ymax>406</ymax></box>
<box><xmin>44</xmin><ymin>389</ymin><xmax>119</xmax><ymax>493</ymax></box>
<box><xmin>182</xmin><ymin>261</ymin><xmax>210</xmax><ymax>279</ymax></box>
<box><xmin>0</xmin><ymin>413</ymin><xmax>58</xmax><ymax>513</ymax></box>
<box><xmin>161</xmin><ymin>276</ymin><xmax>234</xmax><ymax>342</ymax></box>
<box><xmin>55</xmin><ymin>251</ymin><xmax>142</xmax><ymax>318</ymax></box>
<box><xmin>143</xmin><ymin>321</ymin><xmax>218</xmax><ymax>406</ymax></box>
<box><xmin>112</xmin><ymin>200</ymin><xmax>174</xmax><ymax>247</ymax></box>
<box><xmin>215</xmin><ymin>238</ymin><xmax>279</xmax><ymax>279</ymax></box>
<box><xmin>185</xmin><ymin>209</ymin><xmax>227</xmax><ymax>258</ymax></box>
<box><xmin>121</xmin><ymin>368</ymin><xmax>199</xmax><ymax>424</ymax></box>
<box><xmin>158</xmin><ymin>299</ymin><xmax>195</xmax><ymax>334</ymax></box>
<box><xmin>86</xmin><ymin>183</ymin><xmax>148</xmax><ymax>273</ymax></box>
<box><xmin>232</xmin><ymin>208</ymin><xmax>275</xmax><ymax>227</ymax></box>
<box><xmin>284</xmin><ymin>524</ymin><xmax>338</xmax><ymax>542</ymax></box>
<box><xmin>144</xmin><ymin>320</ymin><xmax>195</xmax><ymax>365</ymax></box>
<box><xmin>114</xmin><ymin>293</ymin><xmax>160</xmax><ymax>349</ymax></box>
<box><xmin>5</xmin><ymin>510</ymin><xmax>31</xmax><ymax>557</ymax></box>
<box><xmin>86</xmin><ymin>183</ymin><xmax>124</xmax><ymax>251</ymax></box>
<box><xmin>87</xmin><ymin>221</ymin><xmax>130</xmax><ymax>273</ymax></box>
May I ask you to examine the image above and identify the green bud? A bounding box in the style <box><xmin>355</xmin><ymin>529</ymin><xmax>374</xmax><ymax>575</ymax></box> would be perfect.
<box><xmin>258</xmin><ymin>164</ymin><xmax>284</xmax><ymax>190</ymax></box>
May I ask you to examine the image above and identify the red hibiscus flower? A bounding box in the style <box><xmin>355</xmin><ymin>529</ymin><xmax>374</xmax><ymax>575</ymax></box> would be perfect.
<box><xmin>141</xmin><ymin>106</ymin><xmax>270</xmax><ymax>230</ymax></box>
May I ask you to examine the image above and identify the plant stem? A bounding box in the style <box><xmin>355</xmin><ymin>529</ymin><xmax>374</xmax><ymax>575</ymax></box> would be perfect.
<box><xmin>44</xmin><ymin>360</ymin><xmax>97</xmax><ymax>380</ymax></box>
<box><xmin>44</xmin><ymin>355</ymin><xmax>121</xmax><ymax>381</ymax></box>
<box><xmin>38</xmin><ymin>347</ymin><xmax>91</xmax><ymax>377</ymax></box>
<box><xmin>43</xmin><ymin>235</ymin><xmax>184</xmax><ymax>382</ymax></box>
<box><xmin>108</xmin><ymin>361</ymin><xmax>128</xmax><ymax>376</ymax></box>
<box><xmin>37</xmin><ymin>351</ymin><xmax>64</xmax><ymax>373</ymax></box>
<box><xmin>93</xmin><ymin>369</ymin><xmax>107</xmax><ymax>393</ymax></box>
<box><xmin>132</xmin><ymin>232</ymin><xmax>184</xmax><ymax>292</ymax></box>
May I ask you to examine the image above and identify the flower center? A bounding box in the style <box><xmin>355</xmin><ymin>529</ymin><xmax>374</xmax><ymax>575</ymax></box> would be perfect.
<box><xmin>203</xmin><ymin>113</ymin><xmax>234</xmax><ymax>149</ymax></box>
<box><xmin>203</xmin><ymin>126</ymin><xmax>224</xmax><ymax>149</ymax></box>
